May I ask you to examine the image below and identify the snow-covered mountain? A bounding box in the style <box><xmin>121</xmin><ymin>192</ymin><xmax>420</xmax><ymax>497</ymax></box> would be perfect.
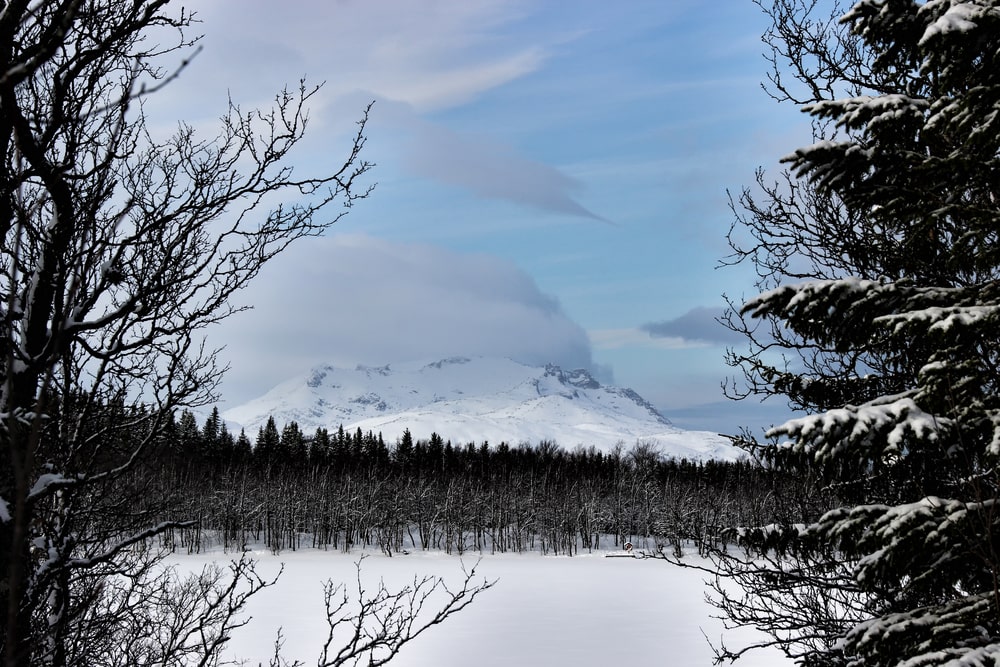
<box><xmin>223</xmin><ymin>357</ymin><xmax>739</xmax><ymax>460</ymax></box>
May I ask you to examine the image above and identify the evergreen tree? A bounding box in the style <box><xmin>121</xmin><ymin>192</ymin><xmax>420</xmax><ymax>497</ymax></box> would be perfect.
<box><xmin>426</xmin><ymin>432</ymin><xmax>445</xmax><ymax>474</ymax></box>
<box><xmin>351</xmin><ymin>427</ymin><xmax>364</xmax><ymax>462</ymax></box>
<box><xmin>202</xmin><ymin>406</ymin><xmax>223</xmax><ymax>460</ymax></box>
<box><xmin>254</xmin><ymin>417</ymin><xmax>281</xmax><ymax>468</ymax></box>
<box><xmin>280</xmin><ymin>420</ymin><xmax>307</xmax><ymax>464</ymax></box>
<box><xmin>311</xmin><ymin>427</ymin><xmax>332</xmax><ymax>466</ymax></box>
<box><xmin>157</xmin><ymin>409</ymin><xmax>179</xmax><ymax>468</ymax></box>
<box><xmin>217</xmin><ymin>421</ymin><xmax>236</xmax><ymax>465</ymax></box>
<box><xmin>234</xmin><ymin>429</ymin><xmax>253</xmax><ymax>464</ymax></box>
<box><xmin>361</xmin><ymin>430</ymin><xmax>389</xmax><ymax>470</ymax></box>
<box><xmin>395</xmin><ymin>428</ymin><xmax>414</xmax><ymax>470</ymax></box>
<box><xmin>719</xmin><ymin>1</ymin><xmax>1000</xmax><ymax>664</ymax></box>
<box><xmin>332</xmin><ymin>424</ymin><xmax>348</xmax><ymax>467</ymax></box>
<box><xmin>177</xmin><ymin>409</ymin><xmax>203</xmax><ymax>464</ymax></box>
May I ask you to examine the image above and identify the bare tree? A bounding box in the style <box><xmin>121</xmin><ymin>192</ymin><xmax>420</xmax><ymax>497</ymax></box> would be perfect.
<box><xmin>0</xmin><ymin>1</ymin><xmax>498</xmax><ymax>665</ymax></box>
<box><xmin>308</xmin><ymin>557</ymin><xmax>495</xmax><ymax>667</ymax></box>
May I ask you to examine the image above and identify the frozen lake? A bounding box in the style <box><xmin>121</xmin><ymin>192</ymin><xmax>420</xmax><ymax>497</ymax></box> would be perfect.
<box><xmin>174</xmin><ymin>548</ymin><xmax>790</xmax><ymax>666</ymax></box>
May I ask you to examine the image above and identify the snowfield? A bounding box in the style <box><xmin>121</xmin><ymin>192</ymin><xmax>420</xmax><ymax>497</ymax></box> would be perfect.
<box><xmin>173</xmin><ymin>548</ymin><xmax>790</xmax><ymax>666</ymax></box>
<box><xmin>222</xmin><ymin>356</ymin><xmax>739</xmax><ymax>460</ymax></box>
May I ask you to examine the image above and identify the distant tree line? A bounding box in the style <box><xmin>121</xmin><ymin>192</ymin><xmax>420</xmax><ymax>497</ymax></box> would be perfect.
<box><xmin>112</xmin><ymin>407</ymin><xmax>833</xmax><ymax>558</ymax></box>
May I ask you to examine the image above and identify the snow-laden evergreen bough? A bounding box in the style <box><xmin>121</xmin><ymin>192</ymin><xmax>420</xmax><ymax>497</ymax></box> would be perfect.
<box><xmin>712</xmin><ymin>0</ymin><xmax>1000</xmax><ymax>665</ymax></box>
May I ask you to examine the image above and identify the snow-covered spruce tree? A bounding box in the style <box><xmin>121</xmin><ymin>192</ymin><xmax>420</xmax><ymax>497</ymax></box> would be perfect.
<box><xmin>709</xmin><ymin>0</ymin><xmax>1000</xmax><ymax>665</ymax></box>
<box><xmin>0</xmin><ymin>2</ymin><xmax>490</xmax><ymax>666</ymax></box>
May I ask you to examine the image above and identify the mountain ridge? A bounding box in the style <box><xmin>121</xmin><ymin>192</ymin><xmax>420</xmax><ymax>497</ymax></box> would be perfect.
<box><xmin>223</xmin><ymin>356</ymin><xmax>738</xmax><ymax>460</ymax></box>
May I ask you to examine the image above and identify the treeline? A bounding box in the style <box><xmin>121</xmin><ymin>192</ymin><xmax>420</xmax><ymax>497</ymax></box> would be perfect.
<box><xmin>119</xmin><ymin>408</ymin><xmax>831</xmax><ymax>557</ymax></box>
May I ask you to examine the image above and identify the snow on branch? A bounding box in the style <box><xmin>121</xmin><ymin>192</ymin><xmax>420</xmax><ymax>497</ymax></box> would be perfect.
<box><xmin>743</xmin><ymin>277</ymin><xmax>897</xmax><ymax>346</ymax></box>
<box><xmin>745</xmin><ymin>277</ymin><xmax>883</xmax><ymax>316</ymax></box>
<box><xmin>28</xmin><ymin>473</ymin><xmax>76</xmax><ymax>499</ymax></box>
<box><xmin>875</xmin><ymin>304</ymin><xmax>1000</xmax><ymax>335</ymax></box>
<box><xmin>768</xmin><ymin>394</ymin><xmax>948</xmax><ymax>464</ymax></box>
<box><xmin>814</xmin><ymin>497</ymin><xmax>993</xmax><ymax>589</ymax></box>
<box><xmin>802</xmin><ymin>94</ymin><xmax>930</xmax><ymax>133</ymax></box>
<box><xmin>918</xmin><ymin>1</ymin><xmax>1000</xmax><ymax>45</ymax></box>
<box><xmin>841</xmin><ymin>591</ymin><xmax>995</xmax><ymax>664</ymax></box>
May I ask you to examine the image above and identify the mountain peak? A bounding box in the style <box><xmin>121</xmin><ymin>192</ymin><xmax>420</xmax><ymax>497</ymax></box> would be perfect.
<box><xmin>423</xmin><ymin>356</ymin><xmax>472</xmax><ymax>370</ymax></box>
<box><xmin>223</xmin><ymin>356</ymin><xmax>736</xmax><ymax>460</ymax></box>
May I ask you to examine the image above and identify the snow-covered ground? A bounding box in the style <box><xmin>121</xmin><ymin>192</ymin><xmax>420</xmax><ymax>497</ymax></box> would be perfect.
<box><xmin>173</xmin><ymin>548</ymin><xmax>790</xmax><ymax>666</ymax></box>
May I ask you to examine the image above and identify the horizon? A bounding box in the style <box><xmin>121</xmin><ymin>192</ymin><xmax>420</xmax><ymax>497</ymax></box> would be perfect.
<box><xmin>217</xmin><ymin>355</ymin><xmax>745</xmax><ymax>459</ymax></box>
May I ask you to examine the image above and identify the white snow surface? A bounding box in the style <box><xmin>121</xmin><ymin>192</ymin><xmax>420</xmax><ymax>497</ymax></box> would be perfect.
<box><xmin>919</xmin><ymin>1</ymin><xmax>995</xmax><ymax>45</ymax></box>
<box><xmin>171</xmin><ymin>548</ymin><xmax>790</xmax><ymax>667</ymax></box>
<box><xmin>223</xmin><ymin>356</ymin><xmax>739</xmax><ymax>460</ymax></box>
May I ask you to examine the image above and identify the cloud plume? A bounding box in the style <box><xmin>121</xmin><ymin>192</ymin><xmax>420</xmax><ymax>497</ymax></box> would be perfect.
<box><xmin>640</xmin><ymin>306</ymin><xmax>743</xmax><ymax>345</ymax></box>
<box><xmin>402</xmin><ymin>122</ymin><xmax>611</xmax><ymax>222</ymax></box>
<box><xmin>215</xmin><ymin>234</ymin><xmax>596</xmax><ymax>404</ymax></box>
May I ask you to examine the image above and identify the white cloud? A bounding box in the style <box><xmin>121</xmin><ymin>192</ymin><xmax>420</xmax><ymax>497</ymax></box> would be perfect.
<box><xmin>641</xmin><ymin>306</ymin><xmax>745</xmax><ymax>345</ymax></box>
<box><xmin>399</xmin><ymin>119</ymin><xmax>610</xmax><ymax>222</ymax></box>
<box><xmin>184</xmin><ymin>0</ymin><xmax>543</xmax><ymax>113</ymax></box>
<box><xmin>213</xmin><ymin>234</ymin><xmax>595</xmax><ymax>405</ymax></box>
<box><xmin>156</xmin><ymin>1</ymin><xmax>605</xmax><ymax>226</ymax></box>
<box><xmin>589</xmin><ymin>328</ymin><xmax>710</xmax><ymax>351</ymax></box>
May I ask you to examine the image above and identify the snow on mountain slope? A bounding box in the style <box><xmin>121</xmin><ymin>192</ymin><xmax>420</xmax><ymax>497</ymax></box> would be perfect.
<box><xmin>223</xmin><ymin>357</ymin><xmax>740</xmax><ymax>460</ymax></box>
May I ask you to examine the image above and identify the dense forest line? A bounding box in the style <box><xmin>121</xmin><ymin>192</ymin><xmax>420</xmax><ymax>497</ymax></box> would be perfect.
<box><xmin>116</xmin><ymin>407</ymin><xmax>832</xmax><ymax>557</ymax></box>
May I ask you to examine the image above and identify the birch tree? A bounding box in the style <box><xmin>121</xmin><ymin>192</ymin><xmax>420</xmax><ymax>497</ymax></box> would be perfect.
<box><xmin>0</xmin><ymin>1</ymin><xmax>378</xmax><ymax>664</ymax></box>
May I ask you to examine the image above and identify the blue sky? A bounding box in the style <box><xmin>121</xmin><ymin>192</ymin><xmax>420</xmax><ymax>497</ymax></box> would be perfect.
<box><xmin>159</xmin><ymin>0</ymin><xmax>813</xmax><ymax>436</ymax></box>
